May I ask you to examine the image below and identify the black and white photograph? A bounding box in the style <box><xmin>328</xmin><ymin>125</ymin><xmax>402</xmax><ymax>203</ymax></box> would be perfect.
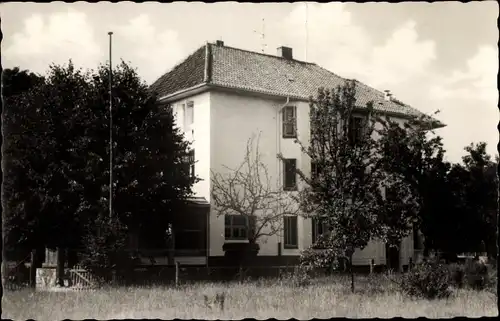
<box><xmin>1</xmin><ymin>1</ymin><xmax>498</xmax><ymax>319</ymax></box>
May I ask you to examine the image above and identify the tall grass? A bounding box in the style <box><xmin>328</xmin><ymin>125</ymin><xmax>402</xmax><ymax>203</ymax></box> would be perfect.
<box><xmin>3</xmin><ymin>274</ymin><xmax>497</xmax><ymax>320</ymax></box>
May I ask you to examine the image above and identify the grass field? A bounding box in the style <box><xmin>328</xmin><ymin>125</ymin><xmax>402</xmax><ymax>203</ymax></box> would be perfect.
<box><xmin>3</xmin><ymin>275</ymin><xmax>497</xmax><ymax>320</ymax></box>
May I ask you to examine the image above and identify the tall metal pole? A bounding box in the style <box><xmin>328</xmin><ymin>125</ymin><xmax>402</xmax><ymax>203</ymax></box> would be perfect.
<box><xmin>305</xmin><ymin>3</ymin><xmax>308</xmax><ymax>62</ymax></box>
<box><xmin>108</xmin><ymin>31</ymin><xmax>113</xmax><ymax>220</ymax></box>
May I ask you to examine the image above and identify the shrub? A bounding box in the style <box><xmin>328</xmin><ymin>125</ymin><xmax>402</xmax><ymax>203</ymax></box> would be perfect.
<box><xmin>448</xmin><ymin>263</ymin><xmax>466</xmax><ymax>288</ymax></box>
<box><xmin>400</xmin><ymin>259</ymin><xmax>452</xmax><ymax>299</ymax></box>
<box><xmin>279</xmin><ymin>266</ymin><xmax>311</xmax><ymax>287</ymax></box>
<box><xmin>79</xmin><ymin>216</ymin><xmax>132</xmax><ymax>284</ymax></box>
<box><xmin>463</xmin><ymin>259</ymin><xmax>491</xmax><ymax>290</ymax></box>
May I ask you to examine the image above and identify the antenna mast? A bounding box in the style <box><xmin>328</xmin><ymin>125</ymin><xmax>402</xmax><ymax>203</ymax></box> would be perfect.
<box><xmin>305</xmin><ymin>3</ymin><xmax>309</xmax><ymax>61</ymax></box>
<box><xmin>253</xmin><ymin>18</ymin><xmax>267</xmax><ymax>53</ymax></box>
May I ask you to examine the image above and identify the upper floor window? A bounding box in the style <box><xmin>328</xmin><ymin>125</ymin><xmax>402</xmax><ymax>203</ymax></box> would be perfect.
<box><xmin>283</xmin><ymin>158</ymin><xmax>297</xmax><ymax>191</ymax></box>
<box><xmin>186</xmin><ymin>101</ymin><xmax>194</xmax><ymax>126</ymax></box>
<box><xmin>182</xmin><ymin>149</ymin><xmax>195</xmax><ymax>178</ymax></box>
<box><xmin>283</xmin><ymin>216</ymin><xmax>298</xmax><ymax>249</ymax></box>
<box><xmin>311</xmin><ymin>161</ymin><xmax>318</xmax><ymax>181</ymax></box>
<box><xmin>282</xmin><ymin>106</ymin><xmax>297</xmax><ymax>138</ymax></box>
<box><xmin>348</xmin><ymin>115</ymin><xmax>365</xmax><ymax>145</ymax></box>
<box><xmin>311</xmin><ymin>217</ymin><xmax>331</xmax><ymax>247</ymax></box>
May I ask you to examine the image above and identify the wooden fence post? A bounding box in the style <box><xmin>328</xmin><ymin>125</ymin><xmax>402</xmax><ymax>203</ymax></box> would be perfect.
<box><xmin>29</xmin><ymin>249</ymin><xmax>37</xmax><ymax>288</ymax></box>
<box><xmin>175</xmin><ymin>261</ymin><xmax>180</xmax><ymax>287</ymax></box>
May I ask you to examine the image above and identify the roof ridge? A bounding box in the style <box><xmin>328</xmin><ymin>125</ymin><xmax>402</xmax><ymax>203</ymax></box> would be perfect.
<box><xmin>209</xmin><ymin>42</ymin><xmax>317</xmax><ymax>66</ymax></box>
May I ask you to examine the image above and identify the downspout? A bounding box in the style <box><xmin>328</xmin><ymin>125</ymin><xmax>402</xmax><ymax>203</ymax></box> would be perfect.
<box><xmin>276</xmin><ymin>96</ymin><xmax>290</xmax><ymax>256</ymax></box>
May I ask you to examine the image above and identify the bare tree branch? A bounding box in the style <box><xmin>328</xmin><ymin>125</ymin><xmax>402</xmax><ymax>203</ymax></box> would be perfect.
<box><xmin>211</xmin><ymin>133</ymin><xmax>299</xmax><ymax>244</ymax></box>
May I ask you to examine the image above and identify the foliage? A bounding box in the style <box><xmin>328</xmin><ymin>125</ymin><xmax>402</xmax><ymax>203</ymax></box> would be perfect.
<box><xmin>3</xmin><ymin>62</ymin><xmax>90</xmax><ymax>252</ymax></box>
<box><xmin>3</xmin><ymin>60</ymin><xmax>197</xmax><ymax>270</ymax></box>
<box><xmin>457</xmin><ymin>143</ymin><xmax>498</xmax><ymax>259</ymax></box>
<box><xmin>291</xmin><ymin>80</ymin><xmax>405</xmax><ymax>291</ymax></box>
<box><xmin>211</xmin><ymin>134</ymin><xmax>299</xmax><ymax>244</ymax></box>
<box><xmin>79</xmin><ymin>215</ymin><xmax>131</xmax><ymax>284</ymax></box>
<box><xmin>1</xmin><ymin>67</ymin><xmax>45</xmax><ymax>98</ymax></box>
<box><xmin>462</xmin><ymin>259</ymin><xmax>492</xmax><ymax>290</ymax></box>
<box><xmin>279</xmin><ymin>266</ymin><xmax>311</xmax><ymax>287</ymax></box>
<box><xmin>400</xmin><ymin>259</ymin><xmax>452</xmax><ymax>300</ymax></box>
<box><xmin>448</xmin><ymin>259</ymin><xmax>494</xmax><ymax>291</ymax></box>
<box><xmin>376</xmin><ymin>112</ymin><xmax>498</xmax><ymax>260</ymax></box>
<box><xmin>375</xmin><ymin>111</ymin><xmax>449</xmax><ymax>255</ymax></box>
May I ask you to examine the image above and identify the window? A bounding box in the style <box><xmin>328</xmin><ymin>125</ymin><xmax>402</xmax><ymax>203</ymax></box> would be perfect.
<box><xmin>311</xmin><ymin>161</ymin><xmax>318</xmax><ymax>181</ymax></box>
<box><xmin>182</xmin><ymin>149</ymin><xmax>195</xmax><ymax>178</ymax></box>
<box><xmin>348</xmin><ymin>116</ymin><xmax>365</xmax><ymax>145</ymax></box>
<box><xmin>282</xmin><ymin>106</ymin><xmax>297</xmax><ymax>138</ymax></box>
<box><xmin>283</xmin><ymin>158</ymin><xmax>297</xmax><ymax>191</ymax></box>
<box><xmin>225</xmin><ymin>215</ymin><xmax>249</xmax><ymax>240</ymax></box>
<box><xmin>284</xmin><ymin>216</ymin><xmax>298</xmax><ymax>248</ymax></box>
<box><xmin>386</xmin><ymin>186</ymin><xmax>397</xmax><ymax>201</ymax></box>
<box><xmin>189</xmin><ymin>150</ymin><xmax>195</xmax><ymax>177</ymax></box>
<box><xmin>186</xmin><ymin>101</ymin><xmax>194</xmax><ymax>126</ymax></box>
<box><xmin>311</xmin><ymin>218</ymin><xmax>331</xmax><ymax>246</ymax></box>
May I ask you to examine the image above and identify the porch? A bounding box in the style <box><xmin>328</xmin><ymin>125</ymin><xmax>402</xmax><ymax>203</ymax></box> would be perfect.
<box><xmin>130</xmin><ymin>196</ymin><xmax>210</xmax><ymax>266</ymax></box>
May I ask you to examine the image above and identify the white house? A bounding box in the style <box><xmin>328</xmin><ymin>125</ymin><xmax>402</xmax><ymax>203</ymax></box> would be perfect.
<box><xmin>150</xmin><ymin>41</ymin><xmax>444</xmax><ymax>270</ymax></box>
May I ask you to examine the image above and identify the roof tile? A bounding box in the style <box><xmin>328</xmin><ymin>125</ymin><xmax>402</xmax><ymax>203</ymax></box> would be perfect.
<box><xmin>152</xmin><ymin>43</ymin><xmax>440</xmax><ymax>122</ymax></box>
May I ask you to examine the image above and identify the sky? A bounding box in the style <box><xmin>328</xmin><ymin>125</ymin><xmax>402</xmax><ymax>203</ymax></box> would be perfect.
<box><xmin>2</xmin><ymin>1</ymin><xmax>498</xmax><ymax>163</ymax></box>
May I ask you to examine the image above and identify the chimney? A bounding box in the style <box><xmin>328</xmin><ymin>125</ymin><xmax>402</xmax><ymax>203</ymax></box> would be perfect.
<box><xmin>277</xmin><ymin>46</ymin><xmax>293</xmax><ymax>60</ymax></box>
<box><xmin>215</xmin><ymin>40</ymin><xmax>224</xmax><ymax>47</ymax></box>
<box><xmin>384</xmin><ymin>90</ymin><xmax>392</xmax><ymax>101</ymax></box>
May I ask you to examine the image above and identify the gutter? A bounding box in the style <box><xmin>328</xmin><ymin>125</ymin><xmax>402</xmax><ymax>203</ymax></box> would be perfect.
<box><xmin>157</xmin><ymin>83</ymin><xmax>208</xmax><ymax>103</ymax></box>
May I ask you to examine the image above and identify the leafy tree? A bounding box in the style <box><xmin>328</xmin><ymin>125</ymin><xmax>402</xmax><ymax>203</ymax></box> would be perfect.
<box><xmin>375</xmin><ymin>112</ymin><xmax>451</xmax><ymax>258</ymax></box>
<box><xmin>3</xmin><ymin>60</ymin><xmax>197</xmax><ymax>284</ymax></box>
<box><xmin>292</xmin><ymin>81</ymin><xmax>388</xmax><ymax>292</ymax></box>
<box><xmin>1</xmin><ymin>67</ymin><xmax>46</xmax><ymax>258</ymax></box>
<box><xmin>88</xmin><ymin>61</ymin><xmax>198</xmax><ymax>251</ymax></box>
<box><xmin>1</xmin><ymin>67</ymin><xmax>45</xmax><ymax>98</ymax></box>
<box><xmin>459</xmin><ymin>142</ymin><xmax>497</xmax><ymax>259</ymax></box>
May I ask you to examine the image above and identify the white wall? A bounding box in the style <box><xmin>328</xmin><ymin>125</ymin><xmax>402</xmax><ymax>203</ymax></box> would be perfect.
<box><xmin>205</xmin><ymin>89</ymin><xmax>415</xmax><ymax>265</ymax></box>
<box><xmin>172</xmin><ymin>92</ymin><xmax>211</xmax><ymax>201</ymax></box>
<box><xmin>209</xmin><ymin>90</ymin><xmax>313</xmax><ymax>256</ymax></box>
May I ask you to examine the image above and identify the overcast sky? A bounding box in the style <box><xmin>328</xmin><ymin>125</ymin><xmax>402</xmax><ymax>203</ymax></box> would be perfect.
<box><xmin>2</xmin><ymin>2</ymin><xmax>498</xmax><ymax>163</ymax></box>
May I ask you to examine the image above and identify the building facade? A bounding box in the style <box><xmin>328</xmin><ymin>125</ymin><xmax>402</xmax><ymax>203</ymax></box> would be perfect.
<box><xmin>151</xmin><ymin>41</ymin><xmax>443</xmax><ymax>269</ymax></box>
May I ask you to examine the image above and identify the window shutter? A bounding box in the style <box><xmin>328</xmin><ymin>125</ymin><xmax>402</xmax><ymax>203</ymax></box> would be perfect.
<box><xmin>282</xmin><ymin>106</ymin><xmax>297</xmax><ymax>138</ymax></box>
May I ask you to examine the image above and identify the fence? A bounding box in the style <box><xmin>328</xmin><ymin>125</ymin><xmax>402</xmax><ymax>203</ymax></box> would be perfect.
<box><xmin>2</xmin><ymin>254</ymin><xmax>32</xmax><ymax>291</ymax></box>
<box><xmin>66</xmin><ymin>265</ymin><xmax>99</xmax><ymax>289</ymax></box>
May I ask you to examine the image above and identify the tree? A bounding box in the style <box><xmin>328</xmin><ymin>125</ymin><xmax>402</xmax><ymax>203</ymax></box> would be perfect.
<box><xmin>292</xmin><ymin>81</ymin><xmax>387</xmax><ymax>292</ymax></box>
<box><xmin>211</xmin><ymin>134</ymin><xmax>299</xmax><ymax>266</ymax></box>
<box><xmin>3</xmin><ymin>60</ymin><xmax>197</xmax><ymax>284</ymax></box>
<box><xmin>375</xmin><ymin>112</ymin><xmax>452</xmax><ymax>259</ymax></box>
<box><xmin>458</xmin><ymin>142</ymin><xmax>497</xmax><ymax>259</ymax></box>
<box><xmin>1</xmin><ymin>66</ymin><xmax>46</xmax><ymax>257</ymax></box>
<box><xmin>1</xmin><ymin>67</ymin><xmax>45</xmax><ymax>98</ymax></box>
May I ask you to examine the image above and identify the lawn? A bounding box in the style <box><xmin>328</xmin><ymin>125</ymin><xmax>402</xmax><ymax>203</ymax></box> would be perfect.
<box><xmin>2</xmin><ymin>274</ymin><xmax>497</xmax><ymax>320</ymax></box>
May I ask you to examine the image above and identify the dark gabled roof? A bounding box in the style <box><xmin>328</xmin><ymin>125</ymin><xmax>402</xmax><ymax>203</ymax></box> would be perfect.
<box><xmin>150</xmin><ymin>46</ymin><xmax>206</xmax><ymax>98</ymax></box>
<box><xmin>151</xmin><ymin>42</ymin><xmax>444</xmax><ymax>124</ymax></box>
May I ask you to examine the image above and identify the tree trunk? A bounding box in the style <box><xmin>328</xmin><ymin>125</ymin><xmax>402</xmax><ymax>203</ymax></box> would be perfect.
<box><xmin>56</xmin><ymin>247</ymin><xmax>65</xmax><ymax>286</ymax></box>
<box><xmin>29</xmin><ymin>249</ymin><xmax>37</xmax><ymax>288</ymax></box>
<box><xmin>349</xmin><ymin>253</ymin><xmax>355</xmax><ymax>293</ymax></box>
